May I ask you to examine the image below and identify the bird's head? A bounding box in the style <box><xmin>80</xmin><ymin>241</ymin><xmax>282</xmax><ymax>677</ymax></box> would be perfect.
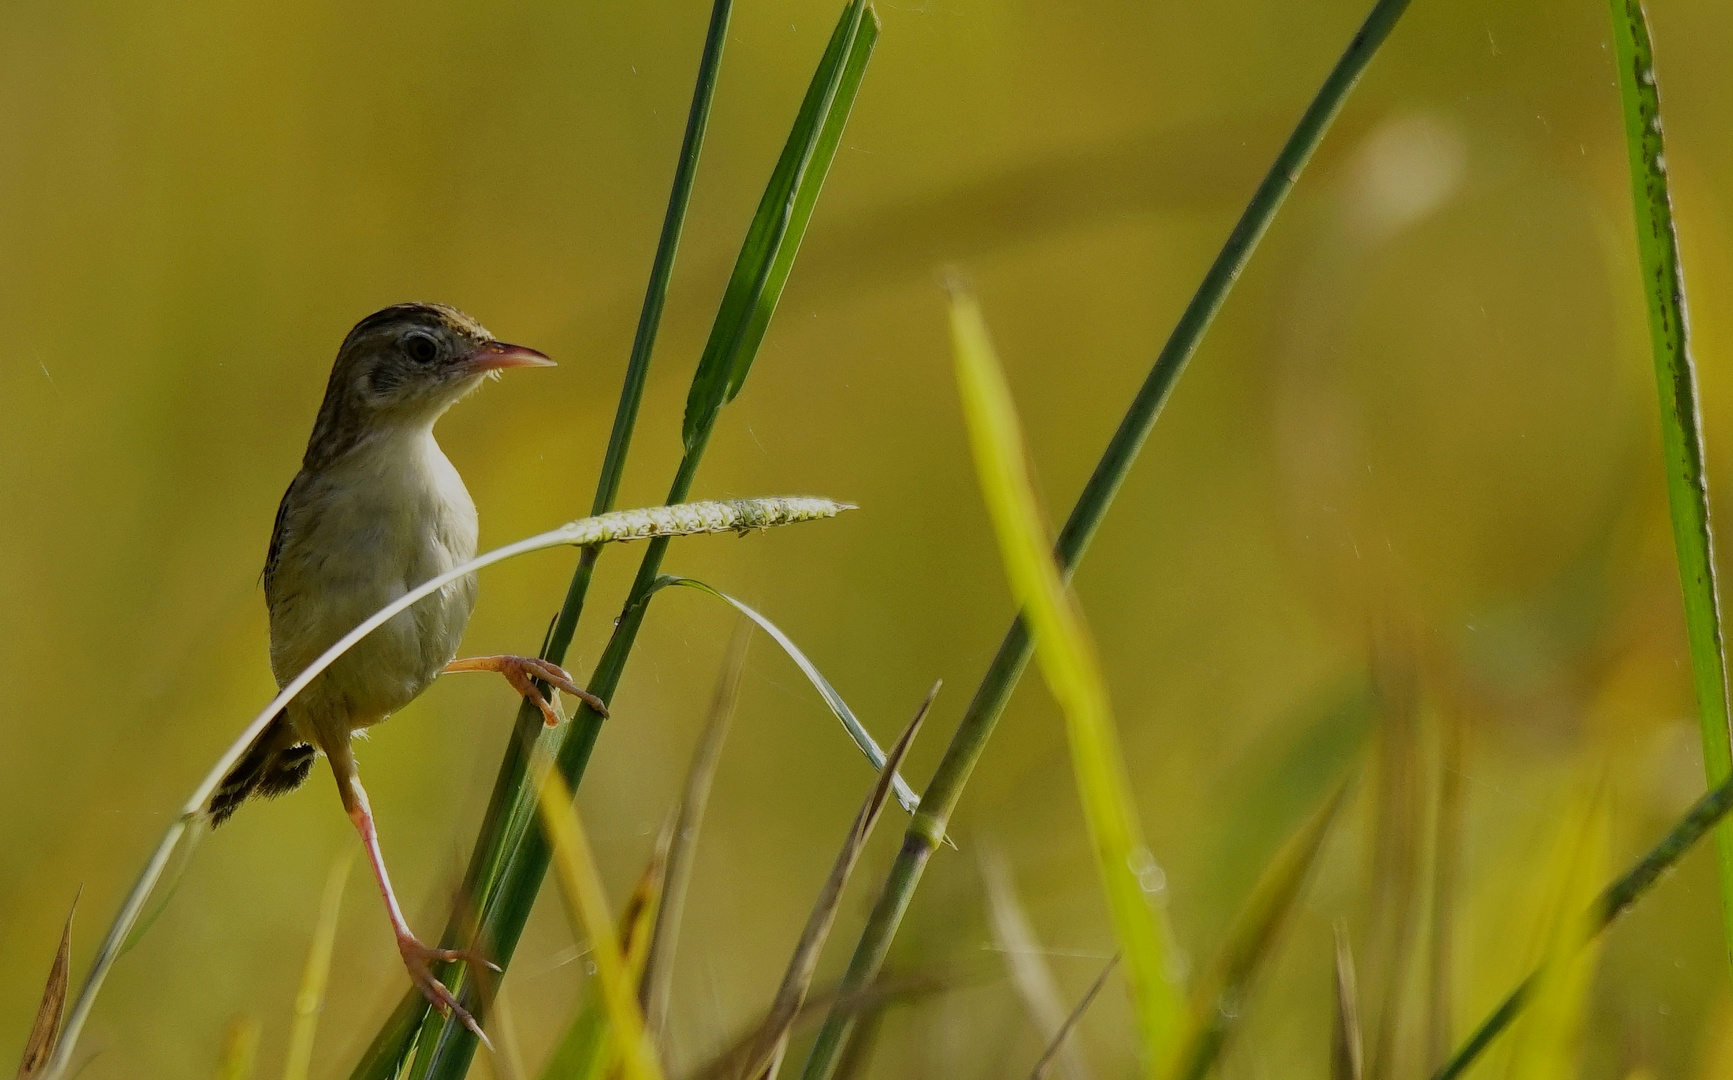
<box><xmin>305</xmin><ymin>303</ymin><xmax>553</xmax><ymax>466</ymax></box>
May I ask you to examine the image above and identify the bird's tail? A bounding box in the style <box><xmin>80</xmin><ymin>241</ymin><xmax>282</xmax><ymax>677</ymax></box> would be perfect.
<box><xmin>209</xmin><ymin>710</ymin><xmax>316</xmax><ymax>827</ymax></box>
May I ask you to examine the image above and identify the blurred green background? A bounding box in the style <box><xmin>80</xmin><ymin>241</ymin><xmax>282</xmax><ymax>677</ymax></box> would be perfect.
<box><xmin>3</xmin><ymin>1</ymin><xmax>1733</xmax><ymax>1077</ymax></box>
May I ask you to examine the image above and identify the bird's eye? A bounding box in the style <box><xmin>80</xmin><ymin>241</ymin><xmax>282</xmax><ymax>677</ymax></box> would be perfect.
<box><xmin>403</xmin><ymin>333</ymin><xmax>439</xmax><ymax>364</ymax></box>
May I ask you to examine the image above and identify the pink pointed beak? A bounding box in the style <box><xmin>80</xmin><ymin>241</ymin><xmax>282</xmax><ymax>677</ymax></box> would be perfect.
<box><xmin>466</xmin><ymin>340</ymin><xmax>555</xmax><ymax>372</ymax></box>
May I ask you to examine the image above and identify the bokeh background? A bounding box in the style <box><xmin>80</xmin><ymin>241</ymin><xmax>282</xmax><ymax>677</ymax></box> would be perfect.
<box><xmin>3</xmin><ymin>1</ymin><xmax>1733</xmax><ymax>1077</ymax></box>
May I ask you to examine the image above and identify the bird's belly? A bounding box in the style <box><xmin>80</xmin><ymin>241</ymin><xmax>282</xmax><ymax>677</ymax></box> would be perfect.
<box><xmin>269</xmin><ymin>447</ymin><xmax>478</xmax><ymax>733</ymax></box>
<box><xmin>292</xmin><ymin>565</ymin><xmax>473</xmax><ymax>730</ymax></box>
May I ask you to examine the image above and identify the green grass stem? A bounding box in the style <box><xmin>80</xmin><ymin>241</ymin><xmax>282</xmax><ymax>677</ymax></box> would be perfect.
<box><xmin>350</xmin><ymin>6</ymin><xmax>735</xmax><ymax>1071</ymax></box>
<box><xmin>379</xmin><ymin>8</ymin><xmax>880</xmax><ymax>1077</ymax></box>
<box><xmin>1608</xmin><ymin>0</ymin><xmax>1733</xmax><ymax>970</ymax></box>
<box><xmin>796</xmin><ymin>3</ymin><xmax>1414</xmax><ymax>1076</ymax></box>
<box><xmin>34</xmin><ymin>498</ymin><xmax>838</xmax><ymax>1080</ymax></box>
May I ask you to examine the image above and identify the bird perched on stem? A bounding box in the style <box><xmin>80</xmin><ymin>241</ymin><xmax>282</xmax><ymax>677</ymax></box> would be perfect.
<box><xmin>211</xmin><ymin>302</ymin><xmax>606</xmax><ymax>1040</ymax></box>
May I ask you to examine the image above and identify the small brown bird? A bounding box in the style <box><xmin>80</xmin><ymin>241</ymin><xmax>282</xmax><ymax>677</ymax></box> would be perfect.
<box><xmin>212</xmin><ymin>303</ymin><xmax>605</xmax><ymax>1037</ymax></box>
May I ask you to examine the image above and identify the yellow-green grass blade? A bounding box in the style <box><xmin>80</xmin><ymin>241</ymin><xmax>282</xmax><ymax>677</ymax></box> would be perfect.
<box><xmin>539</xmin><ymin>839</ymin><xmax>665</xmax><ymax>1080</ymax></box>
<box><xmin>1171</xmin><ymin>782</ymin><xmax>1349</xmax><ymax>1080</ymax></box>
<box><xmin>1500</xmin><ymin>789</ymin><xmax>1610</xmax><ymax>1080</ymax></box>
<box><xmin>1610</xmin><ymin>0</ymin><xmax>1733</xmax><ymax>962</ymax></box>
<box><xmin>533</xmin><ymin>756</ymin><xmax>664</xmax><ymax>1080</ymax></box>
<box><xmin>799</xmin><ymin>5</ymin><xmax>1415</xmax><ymax>1075</ymax></box>
<box><xmin>948</xmin><ymin>280</ymin><xmax>1187</xmax><ymax>1074</ymax></box>
<box><xmin>284</xmin><ymin>849</ymin><xmax>356</xmax><ymax>1080</ymax></box>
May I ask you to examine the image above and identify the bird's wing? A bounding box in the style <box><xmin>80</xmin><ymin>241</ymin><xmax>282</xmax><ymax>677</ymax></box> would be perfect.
<box><xmin>263</xmin><ymin>472</ymin><xmax>308</xmax><ymax>598</ymax></box>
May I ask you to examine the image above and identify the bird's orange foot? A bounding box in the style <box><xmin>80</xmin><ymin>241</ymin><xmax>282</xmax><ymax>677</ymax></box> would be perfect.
<box><xmin>443</xmin><ymin>654</ymin><xmax>609</xmax><ymax>726</ymax></box>
<box><xmin>398</xmin><ymin>933</ymin><xmax>500</xmax><ymax>1047</ymax></box>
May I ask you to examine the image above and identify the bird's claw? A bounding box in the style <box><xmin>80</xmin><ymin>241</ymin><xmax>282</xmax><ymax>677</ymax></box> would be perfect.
<box><xmin>444</xmin><ymin>654</ymin><xmax>610</xmax><ymax>726</ymax></box>
<box><xmin>399</xmin><ymin>934</ymin><xmax>496</xmax><ymax>1049</ymax></box>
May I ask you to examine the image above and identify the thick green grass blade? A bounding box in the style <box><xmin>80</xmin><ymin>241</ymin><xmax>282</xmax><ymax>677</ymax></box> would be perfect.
<box><xmin>682</xmin><ymin>1</ymin><xmax>878</xmax><ymax>448</ymax></box>
<box><xmin>949</xmin><ymin>282</ymin><xmax>1188</xmax><ymax>1074</ymax></box>
<box><xmin>796</xmin><ymin>5</ymin><xmax>1413</xmax><ymax>1076</ymax></box>
<box><xmin>1609</xmin><ymin>0</ymin><xmax>1733</xmax><ymax>966</ymax></box>
<box><xmin>381</xmin><ymin>8</ymin><xmax>882</xmax><ymax>1077</ymax></box>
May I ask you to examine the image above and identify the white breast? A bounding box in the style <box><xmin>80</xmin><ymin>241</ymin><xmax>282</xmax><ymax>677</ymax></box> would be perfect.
<box><xmin>269</xmin><ymin>429</ymin><xmax>479</xmax><ymax>733</ymax></box>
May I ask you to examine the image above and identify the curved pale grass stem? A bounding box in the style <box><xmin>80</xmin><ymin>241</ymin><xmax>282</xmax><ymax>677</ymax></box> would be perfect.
<box><xmin>40</xmin><ymin>497</ymin><xmax>849</xmax><ymax>1080</ymax></box>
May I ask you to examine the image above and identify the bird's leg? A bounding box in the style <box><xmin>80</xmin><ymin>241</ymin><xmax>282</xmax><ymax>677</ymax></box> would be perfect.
<box><xmin>441</xmin><ymin>654</ymin><xmax>609</xmax><ymax>726</ymax></box>
<box><xmin>331</xmin><ymin>743</ymin><xmax>498</xmax><ymax>1047</ymax></box>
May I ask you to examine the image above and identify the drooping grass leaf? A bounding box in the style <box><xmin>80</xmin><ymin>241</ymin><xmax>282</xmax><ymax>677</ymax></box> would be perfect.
<box><xmin>533</xmin><ymin>756</ymin><xmax>665</xmax><ymax>1080</ymax></box>
<box><xmin>1608</xmin><ymin>0</ymin><xmax>1733</xmax><ymax>962</ymax></box>
<box><xmin>284</xmin><ymin>850</ymin><xmax>356</xmax><ymax>1080</ymax></box>
<box><xmin>641</xmin><ymin>621</ymin><xmax>751</xmax><ymax>1043</ymax></box>
<box><xmin>538</xmin><ymin>837</ymin><xmax>665</xmax><ymax>1080</ymax></box>
<box><xmin>682</xmin><ymin>1</ymin><xmax>879</xmax><ymax>448</ymax></box>
<box><xmin>14</xmin><ymin>891</ymin><xmax>77</xmax><ymax>1080</ymax></box>
<box><xmin>981</xmin><ymin>844</ymin><xmax>1097</xmax><ymax>1080</ymax></box>
<box><xmin>652</xmin><ymin>576</ymin><xmax>920</xmax><ymax>812</ymax></box>
<box><xmin>40</xmin><ymin>499</ymin><xmax>842</xmax><ymax>1080</ymax></box>
<box><xmin>948</xmin><ymin>280</ymin><xmax>1188</xmax><ymax>1073</ymax></box>
<box><xmin>1171</xmin><ymin>781</ymin><xmax>1349</xmax><ymax>1080</ymax></box>
<box><xmin>696</xmin><ymin>686</ymin><xmax>934</xmax><ymax>1080</ymax></box>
